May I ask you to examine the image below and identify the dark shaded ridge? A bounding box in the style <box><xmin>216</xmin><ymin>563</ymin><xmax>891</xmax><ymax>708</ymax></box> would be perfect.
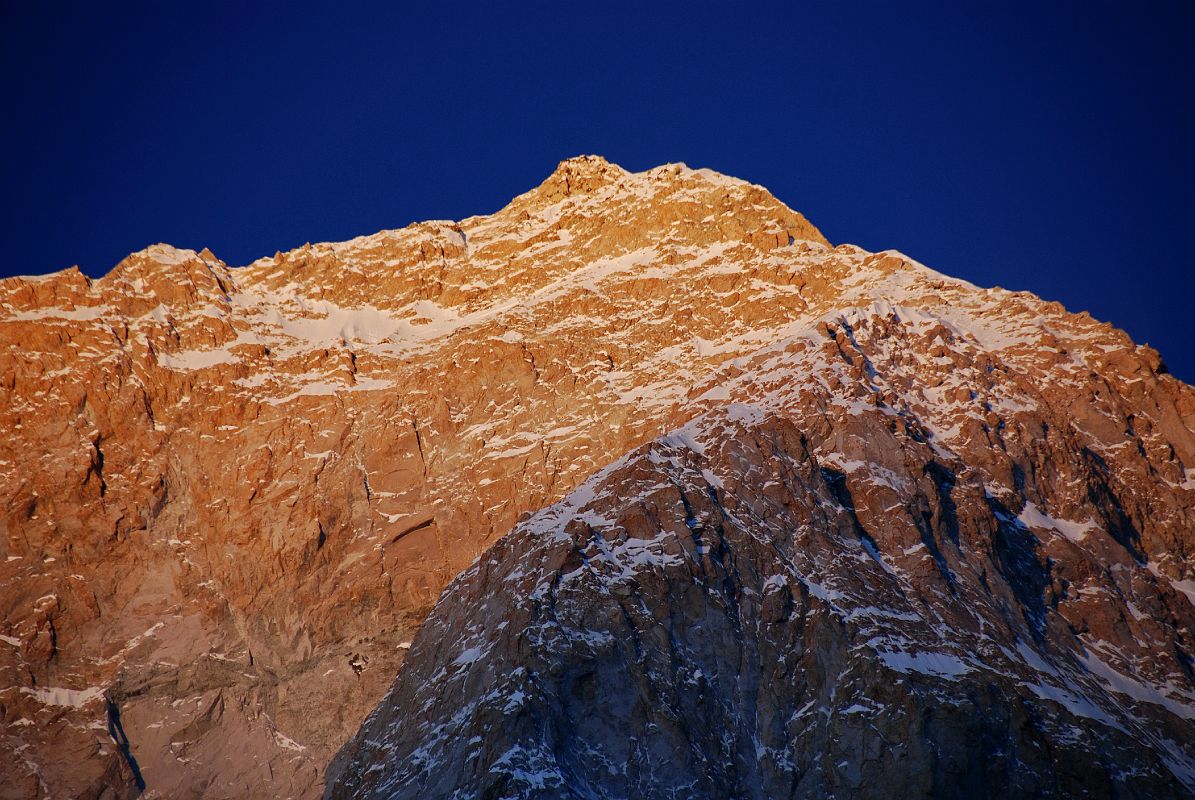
<box><xmin>986</xmin><ymin>496</ymin><xmax>1052</xmax><ymax>640</ymax></box>
<box><xmin>1079</xmin><ymin>447</ymin><xmax>1145</xmax><ymax>562</ymax></box>
<box><xmin>106</xmin><ymin>696</ymin><xmax>146</xmax><ymax>793</ymax></box>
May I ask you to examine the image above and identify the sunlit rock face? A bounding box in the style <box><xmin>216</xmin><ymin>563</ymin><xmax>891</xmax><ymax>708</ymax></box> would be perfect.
<box><xmin>3</xmin><ymin>156</ymin><xmax>1194</xmax><ymax>798</ymax></box>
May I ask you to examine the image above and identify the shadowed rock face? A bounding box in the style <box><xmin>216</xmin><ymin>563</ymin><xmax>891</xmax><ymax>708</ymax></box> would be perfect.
<box><xmin>3</xmin><ymin>156</ymin><xmax>1195</xmax><ymax>798</ymax></box>
<box><xmin>330</xmin><ymin>408</ymin><xmax>1195</xmax><ymax>799</ymax></box>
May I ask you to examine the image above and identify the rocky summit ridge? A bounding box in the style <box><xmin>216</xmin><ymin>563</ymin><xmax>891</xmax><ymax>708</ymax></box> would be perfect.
<box><xmin>2</xmin><ymin>156</ymin><xmax>1194</xmax><ymax>799</ymax></box>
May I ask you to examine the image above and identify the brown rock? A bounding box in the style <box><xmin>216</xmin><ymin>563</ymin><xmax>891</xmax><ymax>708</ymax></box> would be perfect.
<box><xmin>2</xmin><ymin>157</ymin><xmax>1194</xmax><ymax>798</ymax></box>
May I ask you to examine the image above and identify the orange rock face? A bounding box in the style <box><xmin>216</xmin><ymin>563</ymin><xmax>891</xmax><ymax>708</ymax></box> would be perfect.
<box><xmin>2</xmin><ymin>156</ymin><xmax>1194</xmax><ymax>798</ymax></box>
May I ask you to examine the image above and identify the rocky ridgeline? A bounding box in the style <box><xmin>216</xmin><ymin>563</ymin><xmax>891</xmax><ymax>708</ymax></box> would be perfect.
<box><xmin>1</xmin><ymin>156</ymin><xmax>1193</xmax><ymax>798</ymax></box>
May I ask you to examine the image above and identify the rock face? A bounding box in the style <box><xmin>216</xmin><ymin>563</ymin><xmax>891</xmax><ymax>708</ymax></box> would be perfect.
<box><xmin>3</xmin><ymin>156</ymin><xmax>1195</xmax><ymax>798</ymax></box>
<box><xmin>330</xmin><ymin>403</ymin><xmax>1195</xmax><ymax>798</ymax></box>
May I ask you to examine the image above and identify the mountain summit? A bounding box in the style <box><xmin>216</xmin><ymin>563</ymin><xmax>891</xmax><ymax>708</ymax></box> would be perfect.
<box><xmin>2</xmin><ymin>159</ymin><xmax>1193</xmax><ymax>798</ymax></box>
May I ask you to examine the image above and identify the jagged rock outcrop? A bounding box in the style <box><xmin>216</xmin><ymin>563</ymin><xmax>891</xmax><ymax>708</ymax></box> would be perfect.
<box><xmin>2</xmin><ymin>156</ymin><xmax>1194</xmax><ymax>798</ymax></box>
<box><xmin>330</xmin><ymin>404</ymin><xmax>1195</xmax><ymax>798</ymax></box>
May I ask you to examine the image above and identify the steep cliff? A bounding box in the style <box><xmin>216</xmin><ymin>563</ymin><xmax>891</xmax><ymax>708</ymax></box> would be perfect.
<box><xmin>3</xmin><ymin>157</ymin><xmax>1193</xmax><ymax>798</ymax></box>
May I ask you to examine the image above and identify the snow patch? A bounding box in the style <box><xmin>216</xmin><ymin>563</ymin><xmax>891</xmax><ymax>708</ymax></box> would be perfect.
<box><xmin>876</xmin><ymin>649</ymin><xmax>971</xmax><ymax>680</ymax></box>
<box><xmin>1018</xmin><ymin>502</ymin><xmax>1099</xmax><ymax>543</ymax></box>
<box><xmin>21</xmin><ymin>685</ymin><xmax>107</xmax><ymax>707</ymax></box>
<box><xmin>158</xmin><ymin>348</ymin><xmax>238</xmax><ymax>370</ymax></box>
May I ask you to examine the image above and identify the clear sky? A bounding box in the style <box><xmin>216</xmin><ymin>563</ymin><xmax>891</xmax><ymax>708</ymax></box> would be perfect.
<box><xmin>3</xmin><ymin>2</ymin><xmax>1192</xmax><ymax>379</ymax></box>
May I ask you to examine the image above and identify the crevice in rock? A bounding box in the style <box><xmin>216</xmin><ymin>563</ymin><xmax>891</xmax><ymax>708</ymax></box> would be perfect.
<box><xmin>105</xmin><ymin>696</ymin><xmax>146</xmax><ymax>794</ymax></box>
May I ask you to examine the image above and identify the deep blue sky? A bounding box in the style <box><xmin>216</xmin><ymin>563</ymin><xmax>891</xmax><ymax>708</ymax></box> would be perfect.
<box><xmin>3</xmin><ymin>2</ymin><xmax>1192</xmax><ymax>379</ymax></box>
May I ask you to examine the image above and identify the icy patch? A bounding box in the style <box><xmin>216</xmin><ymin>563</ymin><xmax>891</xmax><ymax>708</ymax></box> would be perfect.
<box><xmin>274</xmin><ymin>730</ymin><xmax>307</xmax><ymax>752</ymax></box>
<box><xmin>1078</xmin><ymin>647</ymin><xmax>1195</xmax><ymax>720</ymax></box>
<box><xmin>453</xmin><ymin>647</ymin><xmax>484</xmax><ymax>667</ymax></box>
<box><xmin>7</xmin><ymin>306</ymin><xmax>107</xmax><ymax>322</ymax></box>
<box><xmin>602</xmin><ymin>533</ymin><xmax>685</xmax><ymax>579</ymax></box>
<box><xmin>999</xmin><ymin>640</ymin><xmax>1127</xmax><ymax>731</ymax></box>
<box><xmin>804</xmin><ymin>580</ymin><xmax>847</xmax><ymax>604</ymax></box>
<box><xmin>1022</xmin><ymin>680</ymin><xmax>1123</xmax><ymax>731</ymax></box>
<box><xmin>1145</xmin><ymin>562</ymin><xmax>1195</xmax><ymax>607</ymax></box>
<box><xmin>1018</xmin><ymin>502</ymin><xmax>1099</xmax><ymax>543</ymax></box>
<box><xmin>696</xmin><ymin>384</ymin><xmax>731</xmax><ymax>402</ymax></box>
<box><xmin>264</xmin><ymin>376</ymin><xmax>394</xmax><ymax>405</ymax></box>
<box><xmin>1168</xmin><ymin>578</ymin><xmax>1195</xmax><ymax>608</ymax></box>
<box><xmin>21</xmin><ymin>685</ymin><xmax>107</xmax><ymax>707</ymax></box>
<box><xmin>820</xmin><ymin>455</ymin><xmax>908</xmax><ymax>492</ymax></box>
<box><xmin>876</xmin><ymin>649</ymin><xmax>971</xmax><ymax>679</ymax></box>
<box><xmin>141</xmin><ymin>244</ymin><xmax>201</xmax><ymax>265</ymax></box>
<box><xmin>158</xmin><ymin>348</ymin><xmax>238</xmax><ymax>370</ymax></box>
<box><xmin>273</xmin><ymin>302</ymin><xmax>407</xmax><ymax>343</ymax></box>
<box><xmin>489</xmin><ymin>744</ymin><xmax>566</xmax><ymax>791</ymax></box>
<box><xmin>660</xmin><ymin>426</ymin><xmax>706</xmax><ymax>456</ymax></box>
<box><xmin>723</xmin><ymin>402</ymin><xmax>768</xmax><ymax>426</ymax></box>
<box><xmin>98</xmin><ymin>621</ymin><xmax>164</xmax><ymax>664</ymax></box>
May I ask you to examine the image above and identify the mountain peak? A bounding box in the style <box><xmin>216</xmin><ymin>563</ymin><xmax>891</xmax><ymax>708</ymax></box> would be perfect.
<box><xmin>533</xmin><ymin>154</ymin><xmax>630</xmax><ymax>201</ymax></box>
<box><xmin>98</xmin><ymin>243</ymin><xmax>233</xmax><ymax>309</ymax></box>
<box><xmin>8</xmin><ymin>155</ymin><xmax>1195</xmax><ymax>800</ymax></box>
<box><xmin>553</xmin><ymin>153</ymin><xmax>616</xmax><ymax>173</ymax></box>
<box><xmin>497</xmin><ymin>156</ymin><xmax>830</xmax><ymax>250</ymax></box>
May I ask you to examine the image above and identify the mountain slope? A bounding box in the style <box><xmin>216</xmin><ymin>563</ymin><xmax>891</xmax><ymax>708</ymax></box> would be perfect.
<box><xmin>329</xmin><ymin>282</ymin><xmax>1195</xmax><ymax>797</ymax></box>
<box><xmin>2</xmin><ymin>156</ymin><xmax>1194</xmax><ymax>798</ymax></box>
<box><xmin>330</xmin><ymin>403</ymin><xmax>1195</xmax><ymax>798</ymax></box>
<box><xmin>0</xmin><ymin>156</ymin><xmax>867</xmax><ymax>798</ymax></box>
<box><xmin>326</xmin><ymin>168</ymin><xmax>1195</xmax><ymax>795</ymax></box>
